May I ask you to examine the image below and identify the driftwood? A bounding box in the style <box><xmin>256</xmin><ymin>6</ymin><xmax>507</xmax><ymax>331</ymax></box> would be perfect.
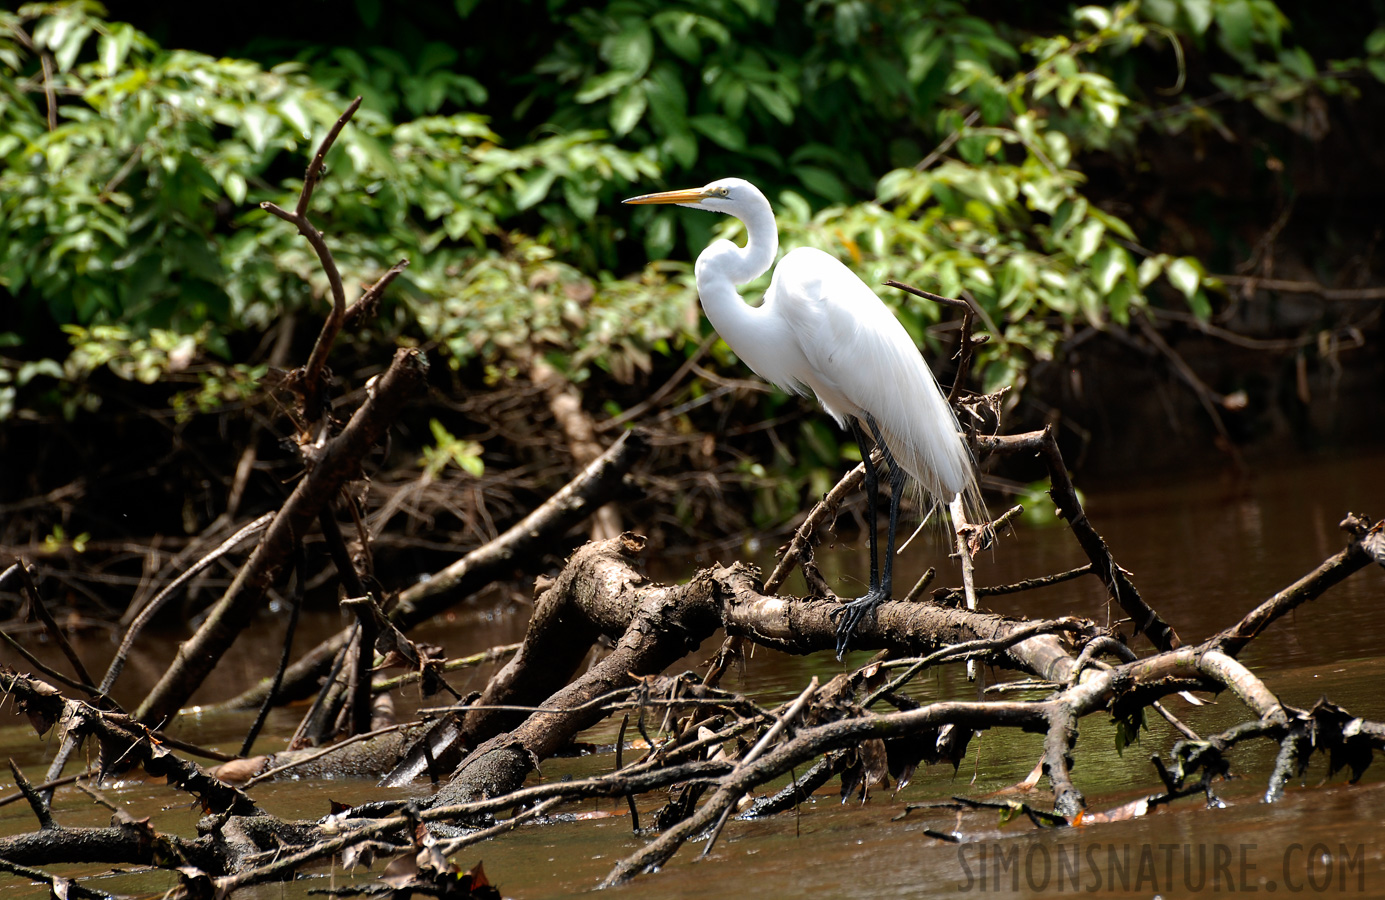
<box><xmin>212</xmin><ymin>427</ymin><xmax>646</xmax><ymax>714</ymax></box>
<box><xmin>132</xmin><ymin>347</ymin><xmax>430</xmax><ymax>727</ymax></box>
<box><xmin>2</xmin><ymin>502</ymin><xmax>1378</xmax><ymax>894</ymax></box>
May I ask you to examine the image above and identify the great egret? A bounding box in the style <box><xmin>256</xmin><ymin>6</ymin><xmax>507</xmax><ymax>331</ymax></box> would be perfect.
<box><xmin>624</xmin><ymin>178</ymin><xmax>982</xmax><ymax>657</ymax></box>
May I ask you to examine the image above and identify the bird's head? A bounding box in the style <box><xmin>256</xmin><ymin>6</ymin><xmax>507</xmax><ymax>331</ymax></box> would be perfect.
<box><xmin>623</xmin><ymin>177</ymin><xmax>760</xmax><ymax>215</ymax></box>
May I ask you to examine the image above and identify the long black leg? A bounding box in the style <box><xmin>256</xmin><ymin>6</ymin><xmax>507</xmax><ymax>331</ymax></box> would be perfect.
<box><xmin>847</xmin><ymin>417</ymin><xmax>879</xmax><ymax>593</ymax></box>
<box><xmin>867</xmin><ymin>415</ymin><xmax>908</xmax><ymax>601</ymax></box>
<box><xmin>831</xmin><ymin>416</ymin><xmax>899</xmax><ymax>659</ymax></box>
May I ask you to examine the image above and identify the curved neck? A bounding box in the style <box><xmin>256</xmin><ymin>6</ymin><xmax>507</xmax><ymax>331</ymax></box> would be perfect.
<box><xmin>693</xmin><ymin>190</ymin><xmax>789</xmax><ymax>379</ymax></box>
<box><xmin>714</xmin><ymin>191</ymin><xmax>778</xmax><ymax>285</ymax></box>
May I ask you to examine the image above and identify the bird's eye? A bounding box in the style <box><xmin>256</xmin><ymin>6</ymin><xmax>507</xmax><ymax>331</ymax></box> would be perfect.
<box><xmin>716</xmin><ymin>187</ymin><xmax>729</xmax><ymax>197</ymax></box>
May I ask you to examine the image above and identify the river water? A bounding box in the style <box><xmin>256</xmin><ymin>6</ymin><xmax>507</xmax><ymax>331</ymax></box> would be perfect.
<box><xmin>1</xmin><ymin>452</ymin><xmax>1382</xmax><ymax>897</ymax></box>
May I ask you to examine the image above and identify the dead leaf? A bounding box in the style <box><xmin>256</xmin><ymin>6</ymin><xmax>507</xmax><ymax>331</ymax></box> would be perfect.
<box><xmin>208</xmin><ymin>756</ymin><xmax>268</xmax><ymax>785</ymax></box>
<box><xmin>1080</xmin><ymin>796</ymin><xmax>1151</xmax><ymax>823</ymax></box>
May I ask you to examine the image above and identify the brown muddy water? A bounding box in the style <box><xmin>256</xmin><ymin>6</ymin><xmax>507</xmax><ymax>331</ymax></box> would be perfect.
<box><xmin>2</xmin><ymin>452</ymin><xmax>1383</xmax><ymax>898</ymax></box>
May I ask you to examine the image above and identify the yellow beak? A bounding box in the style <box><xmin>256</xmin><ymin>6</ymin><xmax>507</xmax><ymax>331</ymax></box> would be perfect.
<box><xmin>622</xmin><ymin>187</ymin><xmax>710</xmax><ymax>205</ymax></box>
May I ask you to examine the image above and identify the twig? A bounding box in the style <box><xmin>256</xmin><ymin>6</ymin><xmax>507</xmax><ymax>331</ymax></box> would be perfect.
<box><xmin>40</xmin><ymin>51</ymin><xmax>56</xmax><ymax>131</ymax></box>
<box><xmin>369</xmin><ymin>644</ymin><xmax>522</xmax><ymax>693</ymax></box>
<box><xmin>16</xmin><ymin>560</ymin><xmax>96</xmax><ymax>691</ymax></box>
<box><xmin>1151</xmin><ymin>305</ymin><xmax>1371</xmax><ymax>352</ymax></box>
<box><xmin>436</xmin><ymin>795</ymin><xmax>564</xmax><ymax>856</ymax></box>
<box><xmin>238</xmin><ymin>547</ymin><xmax>305</xmax><ymax>757</ymax></box>
<box><xmin>977</xmin><ymin>427</ymin><xmax>1181</xmax><ymax>652</ymax></box>
<box><xmin>0</xmin><ymin>772</ymin><xmax>83</xmax><ymax>809</ymax></box>
<box><xmin>289</xmin><ymin>620</ymin><xmax>359</xmax><ymax>751</ymax></box>
<box><xmin>259</xmin><ymin>96</ymin><xmax>363</xmax><ymax>423</ymax></box>
<box><xmin>699</xmin><ymin>677</ymin><xmax>818</xmax><ymax>857</ymax></box>
<box><xmin>0</xmin><ymin>629</ymin><xmax>118</xmax><ymax>708</ymax></box>
<box><xmin>864</xmin><ymin>617</ymin><xmax>1092</xmax><ymax>706</ymax></box>
<box><xmin>214</xmin><ymin>432</ymin><xmax>642</xmax><ymax>715</ymax></box>
<box><xmin>602</xmin><ymin>699</ymin><xmax>1045</xmax><ymax>886</ymax></box>
<box><xmin>915</xmin><ymin>110</ymin><xmax>981</xmax><ymax>171</ymax></box>
<box><xmin>931</xmin><ymin>561</ymin><xmax>1092</xmax><ymax>604</ymax></box>
<box><xmin>1213</xmin><ymin>274</ymin><xmax>1385</xmax><ymax>301</ymax></box>
<box><xmin>243</xmin><ymin>722</ymin><xmax>415</xmax><ymax>789</ymax></box>
<box><xmin>1212</xmin><ymin>515</ymin><xmax>1375</xmax><ymax>656</ymax></box>
<box><xmin>134</xmin><ymin>348</ymin><xmax>430</xmax><ymax>727</ymax></box>
<box><xmin>600</xmin><ymin>331</ymin><xmax>720</xmax><ymax>431</ymax></box>
<box><xmin>615</xmin><ymin>714</ymin><xmax>639</xmax><ymax>831</ymax></box>
<box><xmin>1133</xmin><ymin>314</ymin><xmax>1243</xmax><ymax>471</ymax></box>
<box><xmin>901</xmin><ymin>567</ymin><xmax>936</xmax><ymax>603</ymax></box>
<box><xmin>8</xmin><ymin>759</ymin><xmax>56</xmax><ymax>829</ymax></box>
<box><xmin>702</xmin><ymin>456</ymin><xmax>872</xmax><ymax>689</ymax></box>
<box><xmin>100</xmin><ymin>512</ymin><xmax>273</xmax><ymax>695</ymax></box>
<box><xmin>317</xmin><ymin>504</ymin><xmax>376</xmax><ymax>738</ymax></box>
<box><xmin>0</xmin><ymin>857</ymin><xmax>116</xmax><ymax>900</ymax></box>
<box><xmin>883</xmin><ymin>280</ymin><xmax>984</xmax><ymax>404</ymax></box>
<box><xmin>344</xmin><ymin>259</ymin><xmax>410</xmax><ymax>328</ymax></box>
<box><xmin>883</xmin><ymin>280</ymin><xmax>970</xmax><ymax>311</ymax></box>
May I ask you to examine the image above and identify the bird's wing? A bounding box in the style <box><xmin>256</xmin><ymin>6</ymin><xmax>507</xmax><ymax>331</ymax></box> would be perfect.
<box><xmin>768</xmin><ymin>247</ymin><xmax>977</xmax><ymax>507</ymax></box>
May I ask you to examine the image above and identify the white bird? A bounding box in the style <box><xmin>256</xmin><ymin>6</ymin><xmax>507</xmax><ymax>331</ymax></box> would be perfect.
<box><xmin>625</xmin><ymin>178</ymin><xmax>983</xmax><ymax>657</ymax></box>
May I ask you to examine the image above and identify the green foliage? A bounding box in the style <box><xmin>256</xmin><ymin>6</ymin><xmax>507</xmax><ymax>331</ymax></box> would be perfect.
<box><xmin>1113</xmin><ymin>704</ymin><xmax>1148</xmax><ymax>756</ymax></box>
<box><xmin>1016</xmin><ymin>480</ymin><xmax>1074</xmax><ymax>527</ymax></box>
<box><xmin>420</xmin><ymin>419</ymin><xmax>485</xmax><ymax>480</ymax></box>
<box><xmin>3</xmin><ymin>0</ymin><xmax>1379</xmax><ymax>519</ymax></box>
<box><xmin>0</xmin><ymin>2</ymin><xmax>672</xmax><ymax>418</ymax></box>
<box><xmin>43</xmin><ymin>523</ymin><xmax>90</xmax><ymax>553</ymax></box>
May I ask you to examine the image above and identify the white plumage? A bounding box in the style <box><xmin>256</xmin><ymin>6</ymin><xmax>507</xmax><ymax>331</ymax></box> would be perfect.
<box><xmin>626</xmin><ymin>177</ymin><xmax>981</xmax><ymax>654</ymax></box>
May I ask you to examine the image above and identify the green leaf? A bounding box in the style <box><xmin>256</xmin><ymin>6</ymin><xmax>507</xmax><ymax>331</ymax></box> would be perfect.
<box><xmin>1137</xmin><ymin>256</ymin><xmax>1164</xmax><ymax>288</ymax></box>
<box><xmin>642</xmin><ymin>211</ymin><xmax>675</xmax><ymax>260</ymax></box>
<box><xmin>1278</xmin><ymin>47</ymin><xmax>1316</xmax><ymax>80</ymax></box>
<box><xmin>1091</xmin><ymin>100</ymin><xmax>1120</xmax><ymax>128</ymax></box>
<box><xmin>1214</xmin><ymin>0</ymin><xmax>1255</xmax><ymax>62</ymax></box>
<box><xmin>689</xmin><ymin>114</ymin><xmax>746</xmax><ymax>151</ymax></box>
<box><xmin>43</xmin><ymin>17</ymin><xmax>93</xmax><ymax>73</ymax></box>
<box><xmin>1185</xmin><ymin>288</ymin><xmax>1212</xmax><ymax>319</ymax></box>
<box><xmin>1072</xmin><ymin>218</ymin><xmax>1104</xmax><ymax>263</ymax></box>
<box><xmin>603</xmin><ymin>25</ymin><xmax>654</xmax><ymax>76</ymax></box>
<box><xmin>1074</xmin><ymin>6</ymin><xmax>1111</xmax><ymax>31</ymax></box>
<box><xmin>1091</xmin><ymin>245</ymin><xmax>1129</xmax><ymax>295</ymax></box>
<box><xmin>1366</xmin><ymin>28</ymin><xmax>1385</xmax><ymax>57</ymax></box>
<box><xmin>563</xmin><ymin>180</ymin><xmax>598</xmax><ymax>220</ymax></box>
<box><xmin>1108</xmin><ymin>279</ymin><xmax>1135</xmax><ymax>326</ymax></box>
<box><xmin>458</xmin><ymin>453</ymin><xmax>484</xmax><ymax>477</ymax></box>
<box><xmin>575</xmin><ymin>71</ymin><xmax>637</xmax><ymax>104</ymax></box>
<box><xmin>997</xmin><ymin>256</ymin><xmax>1033</xmax><ymax>308</ymax></box>
<box><xmin>513</xmin><ymin>170</ymin><xmax>558</xmax><ymax>210</ymax></box>
<box><xmin>792</xmin><ymin>165</ymin><xmax>847</xmax><ymax>203</ymax></box>
<box><xmin>241</xmin><ymin>106</ymin><xmax>278</xmax><ymax>154</ymax></box>
<box><xmin>747</xmin><ymin>83</ymin><xmax>794</xmax><ymax>124</ymax></box>
<box><xmin>610</xmin><ymin>84</ymin><xmax>647</xmax><ymax>137</ymax></box>
<box><xmin>356</xmin><ymin>0</ymin><xmax>382</xmax><ymax>27</ymax></box>
<box><xmin>1182</xmin><ymin>0</ymin><xmax>1214</xmax><ymax>35</ymax></box>
<box><xmin>652</xmin><ymin>12</ymin><xmax>703</xmax><ymax>62</ymax></box>
<box><xmin>1087</xmin><ymin>207</ymin><xmax>1137</xmax><ymax>241</ymax></box>
<box><xmin>224</xmin><ymin>172</ymin><xmax>247</xmax><ymax>206</ymax></box>
<box><xmin>662</xmin><ymin>128</ymin><xmax>698</xmax><ymax>168</ymax></box>
<box><xmin>1051</xmin><ymin>197</ymin><xmax>1087</xmax><ymax>239</ymax></box>
<box><xmin>1113</xmin><ymin>708</ymin><xmax>1146</xmax><ymax>756</ymax></box>
<box><xmin>1165</xmin><ymin>256</ymin><xmax>1203</xmax><ymax>299</ymax></box>
<box><xmin>98</xmin><ymin>26</ymin><xmax>133</xmax><ymax>77</ymax></box>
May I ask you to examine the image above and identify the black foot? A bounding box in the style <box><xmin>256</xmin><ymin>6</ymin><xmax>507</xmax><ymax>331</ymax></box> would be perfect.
<box><xmin>831</xmin><ymin>588</ymin><xmax>888</xmax><ymax>660</ymax></box>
